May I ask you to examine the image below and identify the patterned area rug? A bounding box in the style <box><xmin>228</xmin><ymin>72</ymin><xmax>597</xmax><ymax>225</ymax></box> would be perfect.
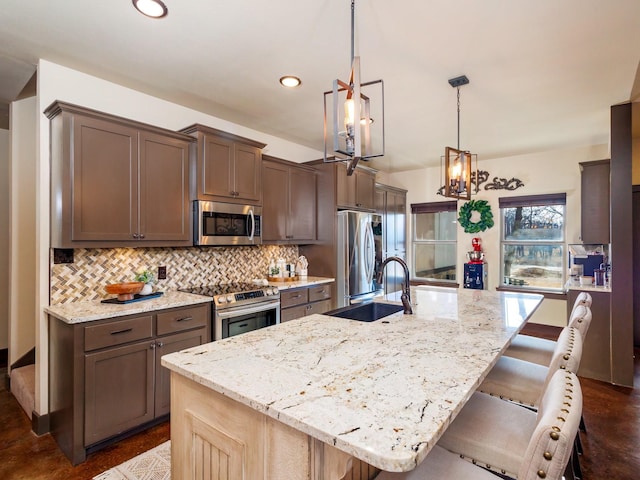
<box><xmin>93</xmin><ymin>441</ymin><xmax>171</xmax><ymax>480</ymax></box>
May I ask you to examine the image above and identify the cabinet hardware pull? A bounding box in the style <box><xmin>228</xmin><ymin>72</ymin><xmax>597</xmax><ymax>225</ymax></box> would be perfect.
<box><xmin>110</xmin><ymin>328</ymin><xmax>133</xmax><ymax>335</ymax></box>
<box><xmin>132</xmin><ymin>233</ymin><xmax>139</xmax><ymax>239</ymax></box>
<box><xmin>292</xmin><ymin>294</ymin><xmax>302</xmax><ymax>298</ymax></box>
<box><xmin>157</xmin><ymin>342</ymin><xmax>164</xmax><ymax>348</ymax></box>
<box><xmin>238</xmin><ymin>323</ymin><xmax>248</xmax><ymax>328</ymax></box>
<box><xmin>177</xmin><ymin>316</ymin><xmax>193</xmax><ymax>322</ymax></box>
<box><xmin>150</xmin><ymin>343</ymin><xmax>156</xmax><ymax>349</ymax></box>
<box><xmin>139</xmin><ymin>233</ymin><xmax>145</xmax><ymax>239</ymax></box>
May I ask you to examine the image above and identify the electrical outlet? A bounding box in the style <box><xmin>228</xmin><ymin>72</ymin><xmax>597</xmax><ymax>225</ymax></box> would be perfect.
<box><xmin>158</xmin><ymin>266</ymin><xmax>167</xmax><ymax>280</ymax></box>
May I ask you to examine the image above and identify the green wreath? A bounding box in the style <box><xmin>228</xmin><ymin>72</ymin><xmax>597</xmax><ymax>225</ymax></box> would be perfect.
<box><xmin>458</xmin><ymin>199</ymin><xmax>494</xmax><ymax>233</ymax></box>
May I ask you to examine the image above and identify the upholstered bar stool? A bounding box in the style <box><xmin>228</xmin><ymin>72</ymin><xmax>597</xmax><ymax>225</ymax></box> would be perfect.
<box><xmin>478</xmin><ymin>325</ymin><xmax>586</xmax><ymax>476</ymax></box>
<box><xmin>478</xmin><ymin>326</ymin><xmax>583</xmax><ymax>408</ymax></box>
<box><xmin>505</xmin><ymin>296</ymin><xmax>591</xmax><ymax>367</ymax></box>
<box><xmin>377</xmin><ymin>371</ymin><xmax>583</xmax><ymax>480</ymax></box>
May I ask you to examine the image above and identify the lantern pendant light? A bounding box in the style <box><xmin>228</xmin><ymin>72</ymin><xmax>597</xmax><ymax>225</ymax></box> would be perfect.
<box><xmin>323</xmin><ymin>0</ymin><xmax>385</xmax><ymax>175</ymax></box>
<box><xmin>443</xmin><ymin>75</ymin><xmax>476</xmax><ymax>200</ymax></box>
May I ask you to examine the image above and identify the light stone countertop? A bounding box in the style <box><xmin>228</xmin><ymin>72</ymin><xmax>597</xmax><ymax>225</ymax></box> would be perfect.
<box><xmin>45</xmin><ymin>290</ymin><xmax>213</xmax><ymax>324</ymax></box>
<box><xmin>266</xmin><ymin>275</ymin><xmax>335</xmax><ymax>290</ymax></box>
<box><xmin>162</xmin><ymin>286</ymin><xmax>543</xmax><ymax>473</ymax></box>
<box><xmin>564</xmin><ymin>278</ymin><xmax>611</xmax><ymax>293</ymax></box>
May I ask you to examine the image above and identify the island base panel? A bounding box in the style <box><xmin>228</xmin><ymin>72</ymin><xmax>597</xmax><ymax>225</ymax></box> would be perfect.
<box><xmin>170</xmin><ymin>372</ymin><xmax>366</xmax><ymax>480</ymax></box>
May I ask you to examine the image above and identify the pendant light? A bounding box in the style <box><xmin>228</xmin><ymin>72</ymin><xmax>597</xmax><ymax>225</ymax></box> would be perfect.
<box><xmin>323</xmin><ymin>0</ymin><xmax>385</xmax><ymax>175</ymax></box>
<box><xmin>443</xmin><ymin>75</ymin><xmax>477</xmax><ymax>200</ymax></box>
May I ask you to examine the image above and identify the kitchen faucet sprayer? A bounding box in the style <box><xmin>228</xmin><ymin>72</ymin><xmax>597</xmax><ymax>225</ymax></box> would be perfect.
<box><xmin>377</xmin><ymin>256</ymin><xmax>413</xmax><ymax>314</ymax></box>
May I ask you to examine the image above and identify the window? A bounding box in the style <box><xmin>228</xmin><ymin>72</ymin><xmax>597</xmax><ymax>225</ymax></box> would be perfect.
<box><xmin>411</xmin><ymin>201</ymin><xmax>457</xmax><ymax>282</ymax></box>
<box><xmin>500</xmin><ymin>193</ymin><xmax>566</xmax><ymax>291</ymax></box>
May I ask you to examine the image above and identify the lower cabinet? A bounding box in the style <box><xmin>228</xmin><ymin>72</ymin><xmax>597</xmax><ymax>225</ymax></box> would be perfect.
<box><xmin>49</xmin><ymin>302</ymin><xmax>210</xmax><ymax>464</ymax></box>
<box><xmin>281</xmin><ymin>283</ymin><xmax>334</xmax><ymax>322</ymax></box>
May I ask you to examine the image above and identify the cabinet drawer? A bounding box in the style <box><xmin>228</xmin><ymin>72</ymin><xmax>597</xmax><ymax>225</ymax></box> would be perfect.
<box><xmin>280</xmin><ymin>288</ymin><xmax>309</xmax><ymax>308</ymax></box>
<box><xmin>309</xmin><ymin>283</ymin><xmax>333</xmax><ymax>302</ymax></box>
<box><xmin>307</xmin><ymin>299</ymin><xmax>332</xmax><ymax>316</ymax></box>
<box><xmin>157</xmin><ymin>304</ymin><xmax>209</xmax><ymax>336</ymax></box>
<box><xmin>84</xmin><ymin>316</ymin><xmax>153</xmax><ymax>352</ymax></box>
<box><xmin>281</xmin><ymin>305</ymin><xmax>308</xmax><ymax>322</ymax></box>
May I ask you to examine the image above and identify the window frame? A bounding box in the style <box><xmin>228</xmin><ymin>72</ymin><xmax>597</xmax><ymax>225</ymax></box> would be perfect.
<box><xmin>499</xmin><ymin>193</ymin><xmax>567</xmax><ymax>292</ymax></box>
<box><xmin>410</xmin><ymin>201</ymin><xmax>458</xmax><ymax>283</ymax></box>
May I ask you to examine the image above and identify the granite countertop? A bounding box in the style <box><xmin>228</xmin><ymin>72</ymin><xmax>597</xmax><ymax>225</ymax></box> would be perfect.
<box><xmin>162</xmin><ymin>287</ymin><xmax>543</xmax><ymax>473</ymax></box>
<box><xmin>564</xmin><ymin>279</ymin><xmax>612</xmax><ymax>293</ymax></box>
<box><xmin>266</xmin><ymin>275</ymin><xmax>335</xmax><ymax>290</ymax></box>
<box><xmin>45</xmin><ymin>290</ymin><xmax>213</xmax><ymax>324</ymax></box>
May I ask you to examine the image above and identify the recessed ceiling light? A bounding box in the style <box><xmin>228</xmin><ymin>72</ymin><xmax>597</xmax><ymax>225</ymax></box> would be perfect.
<box><xmin>132</xmin><ymin>0</ymin><xmax>168</xmax><ymax>18</ymax></box>
<box><xmin>279</xmin><ymin>76</ymin><xmax>302</xmax><ymax>88</ymax></box>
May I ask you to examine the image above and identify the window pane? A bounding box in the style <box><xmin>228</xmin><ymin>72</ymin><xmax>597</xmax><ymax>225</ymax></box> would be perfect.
<box><xmin>414</xmin><ymin>211</ymin><xmax>457</xmax><ymax>241</ymax></box>
<box><xmin>503</xmin><ymin>206</ymin><xmax>564</xmax><ymax>241</ymax></box>
<box><xmin>502</xmin><ymin>244</ymin><xmax>564</xmax><ymax>290</ymax></box>
<box><xmin>414</xmin><ymin>244</ymin><xmax>457</xmax><ymax>281</ymax></box>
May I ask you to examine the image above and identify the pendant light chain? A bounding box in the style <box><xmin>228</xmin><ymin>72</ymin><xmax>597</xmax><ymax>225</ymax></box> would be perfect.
<box><xmin>350</xmin><ymin>0</ymin><xmax>355</xmax><ymax>66</ymax></box>
<box><xmin>457</xmin><ymin>86</ymin><xmax>461</xmax><ymax>151</ymax></box>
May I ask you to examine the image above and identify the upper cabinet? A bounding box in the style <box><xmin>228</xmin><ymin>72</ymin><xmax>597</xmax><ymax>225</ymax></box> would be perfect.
<box><xmin>375</xmin><ymin>184</ymin><xmax>407</xmax><ymax>254</ymax></box>
<box><xmin>262</xmin><ymin>156</ymin><xmax>317</xmax><ymax>243</ymax></box>
<box><xmin>46</xmin><ymin>101</ymin><xmax>193</xmax><ymax>248</ymax></box>
<box><xmin>180</xmin><ymin>124</ymin><xmax>265</xmax><ymax>205</ymax></box>
<box><xmin>336</xmin><ymin>162</ymin><xmax>376</xmax><ymax>211</ymax></box>
<box><xmin>580</xmin><ymin>159</ymin><xmax>610</xmax><ymax>244</ymax></box>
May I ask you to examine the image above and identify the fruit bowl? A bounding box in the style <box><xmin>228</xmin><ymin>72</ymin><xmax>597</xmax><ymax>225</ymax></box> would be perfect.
<box><xmin>105</xmin><ymin>282</ymin><xmax>145</xmax><ymax>301</ymax></box>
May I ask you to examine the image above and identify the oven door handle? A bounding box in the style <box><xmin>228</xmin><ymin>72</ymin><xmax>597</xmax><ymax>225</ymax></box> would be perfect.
<box><xmin>216</xmin><ymin>301</ymin><xmax>281</xmax><ymax>319</ymax></box>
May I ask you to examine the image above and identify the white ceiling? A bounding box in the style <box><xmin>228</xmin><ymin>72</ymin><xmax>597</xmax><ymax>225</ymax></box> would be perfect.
<box><xmin>1</xmin><ymin>0</ymin><xmax>639</xmax><ymax>172</ymax></box>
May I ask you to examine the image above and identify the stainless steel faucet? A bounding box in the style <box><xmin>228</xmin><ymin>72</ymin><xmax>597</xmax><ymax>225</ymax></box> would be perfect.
<box><xmin>376</xmin><ymin>256</ymin><xmax>413</xmax><ymax>314</ymax></box>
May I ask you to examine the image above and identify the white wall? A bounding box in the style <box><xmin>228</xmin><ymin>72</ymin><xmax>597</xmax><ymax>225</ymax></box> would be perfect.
<box><xmin>9</xmin><ymin>97</ymin><xmax>37</xmax><ymax>367</ymax></box>
<box><xmin>29</xmin><ymin>59</ymin><xmax>326</xmax><ymax>415</ymax></box>
<box><xmin>385</xmin><ymin>144</ymin><xmax>609</xmax><ymax>326</ymax></box>
<box><xmin>0</xmin><ymin>128</ymin><xmax>9</xmax><ymax>351</ymax></box>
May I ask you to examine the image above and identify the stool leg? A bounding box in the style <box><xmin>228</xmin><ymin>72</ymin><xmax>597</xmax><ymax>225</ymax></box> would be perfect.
<box><xmin>575</xmin><ymin>432</ymin><xmax>584</xmax><ymax>455</ymax></box>
<box><xmin>572</xmin><ymin>441</ymin><xmax>583</xmax><ymax>480</ymax></box>
<box><xmin>580</xmin><ymin>413</ymin><xmax>587</xmax><ymax>433</ymax></box>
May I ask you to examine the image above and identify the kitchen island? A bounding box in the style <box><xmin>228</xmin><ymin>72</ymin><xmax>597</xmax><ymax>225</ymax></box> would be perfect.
<box><xmin>161</xmin><ymin>287</ymin><xmax>543</xmax><ymax>479</ymax></box>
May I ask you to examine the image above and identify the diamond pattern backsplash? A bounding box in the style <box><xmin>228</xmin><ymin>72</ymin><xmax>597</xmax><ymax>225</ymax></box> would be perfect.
<box><xmin>50</xmin><ymin>245</ymin><xmax>299</xmax><ymax>305</ymax></box>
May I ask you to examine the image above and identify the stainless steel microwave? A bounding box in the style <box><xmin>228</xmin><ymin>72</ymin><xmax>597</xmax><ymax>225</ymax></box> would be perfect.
<box><xmin>194</xmin><ymin>201</ymin><xmax>262</xmax><ymax>246</ymax></box>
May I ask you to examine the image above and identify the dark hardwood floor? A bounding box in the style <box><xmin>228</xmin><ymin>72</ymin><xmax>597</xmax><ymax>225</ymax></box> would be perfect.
<box><xmin>0</xmin><ymin>330</ymin><xmax>638</xmax><ymax>479</ymax></box>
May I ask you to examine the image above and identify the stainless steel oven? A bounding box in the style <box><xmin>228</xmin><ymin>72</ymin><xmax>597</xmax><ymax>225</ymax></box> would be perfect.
<box><xmin>181</xmin><ymin>283</ymin><xmax>280</xmax><ymax>340</ymax></box>
<box><xmin>194</xmin><ymin>201</ymin><xmax>262</xmax><ymax>246</ymax></box>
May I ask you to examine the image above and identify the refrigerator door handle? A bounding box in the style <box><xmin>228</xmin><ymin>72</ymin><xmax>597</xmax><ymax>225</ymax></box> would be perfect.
<box><xmin>365</xmin><ymin>222</ymin><xmax>375</xmax><ymax>283</ymax></box>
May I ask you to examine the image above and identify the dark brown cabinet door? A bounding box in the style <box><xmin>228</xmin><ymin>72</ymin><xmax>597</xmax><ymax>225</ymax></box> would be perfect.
<box><xmin>202</xmin><ymin>134</ymin><xmax>234</xmax><ymax>198</ymax></box>
<box><xmin>84</xmin><ymin>340</ymin><xmax>155</xmax><ymax>446</ymax></box>
<box><xmin>289</xmin><ymin>166</ymin><xmax>317</xmax><ymax>241</ymax></box>
<box><xmin>262</xmin><ymin>161</ymin><xmax>289</xmax><ymax>241</ymax></box>
<box><xmin>355</xmin><ymin>169</ymin><xmax>376</xmax><ymax>210</ymax></box>
<box><xmin>71</xmin><ymin>115</ymin><xmax>138</xmax><ymax>241</ymax></box>
<box><xmin>580</xmin><ymin>160</ymin><xmax>610</xmax><ymax>244</ymax></box>
<box><xmin>234</xmin><ymin>143</ymin><xmax>262</xmax><ymax>203</ymax></box>
<box><xmin>139</xmin><ymin>131</ymin><xmax>191</xmax><ymax>242</ymax></box>
<box><xmin>154</xmin><ymin>328</ymin><xmax>208</xmax><ymax>417</ymax></box>
<box><xmin>336</xmin><ymin>163</ymin><xmax>357</xmax><ymax>208</ymax></box>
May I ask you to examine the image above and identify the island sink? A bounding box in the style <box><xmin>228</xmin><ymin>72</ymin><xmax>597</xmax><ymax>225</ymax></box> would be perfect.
<box><xmin>326</xmin><ymin>302</ymin><xmax>404</xmax><ymax>322</ymax></box>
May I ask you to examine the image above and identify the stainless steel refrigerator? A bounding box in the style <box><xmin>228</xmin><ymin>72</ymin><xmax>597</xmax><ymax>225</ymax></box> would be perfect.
<box><xmin>336</xmin><ymin>210</ymin><xmax>384</xmax><ymax>307</ymax></box>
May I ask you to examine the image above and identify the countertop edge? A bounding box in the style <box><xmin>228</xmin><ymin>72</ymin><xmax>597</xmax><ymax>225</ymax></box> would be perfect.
<box><xmin>266</xmin><ymin>276</ymin><xmax>335</xmax><ymax>290</ymax></box>
<box><xmin>45</xmin><ymin>291</ymin><xmax>213</xmax><ymax>324</ymax></box>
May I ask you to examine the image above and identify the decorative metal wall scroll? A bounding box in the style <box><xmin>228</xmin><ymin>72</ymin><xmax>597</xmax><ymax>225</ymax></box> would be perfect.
<box><xmin>437</xmin><ymin>169</ymin><xmax>524</xmax><ymax>196</ymax></box>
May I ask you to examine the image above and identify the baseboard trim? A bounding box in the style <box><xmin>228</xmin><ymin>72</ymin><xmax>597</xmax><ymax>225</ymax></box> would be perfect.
<box><xmin>32</xmin><ymin>411</ymin><xmax>50</xmax><ymax>436</ymax></box>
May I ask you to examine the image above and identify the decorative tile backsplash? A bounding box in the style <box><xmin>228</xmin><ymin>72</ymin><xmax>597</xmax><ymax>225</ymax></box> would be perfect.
<box><xmin>50</xmin><ymin>245</ymin><xmax>299</xmax><ymax>305</ymax></box>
